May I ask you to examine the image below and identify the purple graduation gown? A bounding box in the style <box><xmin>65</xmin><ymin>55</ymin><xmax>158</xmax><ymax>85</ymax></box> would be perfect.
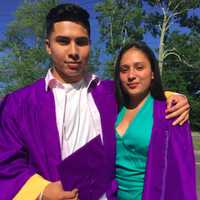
<box><xmin>0</xmin><ymin>79</ymin><xmax>118</xmax><ymax>200</ymax></box>
<box><xmin>142</xmin><ymin>100</ymin><xmax>197</xmax><ymax>200</ymax></box>
<box><xmin>0</xmin><ymin>79</ymin><xmax>197</xmax><ymax>199</ymax></box>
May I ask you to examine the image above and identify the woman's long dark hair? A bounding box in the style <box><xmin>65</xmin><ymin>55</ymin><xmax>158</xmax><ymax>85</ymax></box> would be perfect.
<box><xmin>114</xmin><ymin>41</ymin><xmax>166</xmax><ymax>111</ymax></box>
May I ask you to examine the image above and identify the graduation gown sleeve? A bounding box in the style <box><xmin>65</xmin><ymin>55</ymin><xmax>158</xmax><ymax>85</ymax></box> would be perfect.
<box><xmin>0</xmin><ymin>94</ymin><xmax>49</xmax><ymax>200</ymax></box>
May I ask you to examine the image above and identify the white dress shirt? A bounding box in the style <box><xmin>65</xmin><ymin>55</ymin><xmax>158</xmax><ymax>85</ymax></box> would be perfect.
<box><xmin>45</xmin><ymin>69</ymin><xmax>107</xmax><ymax>200</ymax></box>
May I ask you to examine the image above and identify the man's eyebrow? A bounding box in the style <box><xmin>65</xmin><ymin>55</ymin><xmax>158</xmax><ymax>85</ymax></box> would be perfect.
<box><xmin>55</xmin><ymin>36</ymin><xmax>69</xmax><ymax>39</ymax></box>
<box><xmin>55</xmin><ymin>36</ymin><xmax>89</xmax><ymax>40</ymax></box>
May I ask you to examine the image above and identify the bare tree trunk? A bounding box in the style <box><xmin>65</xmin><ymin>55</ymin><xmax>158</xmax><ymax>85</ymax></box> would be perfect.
<box><xmin>159</xmin><ymin>13</ymin><xmax>168</xmax><ymax>76</ymax></box>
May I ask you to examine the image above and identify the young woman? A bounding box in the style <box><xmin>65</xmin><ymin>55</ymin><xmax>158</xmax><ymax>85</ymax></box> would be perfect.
<box><xmin>114</xmin><ymin>41</ymin><xmax>197</xmax><ymax>200</ymax></box>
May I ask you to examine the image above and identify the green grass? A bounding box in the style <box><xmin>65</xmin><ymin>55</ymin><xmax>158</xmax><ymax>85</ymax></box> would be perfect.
<box><xmin>192</xmin><ymin>132</ymin><xmax>200</xmax><ymax>151</ymax></box>
<box><xmin>193</xmin><ymin>140</ymin><xmax>200</xmax><ymax>151</ymax></box>
<box><xmin>194</xmin><ymin>142</ymin><xmax>200</xmax><ymax>151</ymax></box>
<box><xmin>192</xmin><ymin>131</ymin><xmax>200</xmax><ymax>136</ymax></box>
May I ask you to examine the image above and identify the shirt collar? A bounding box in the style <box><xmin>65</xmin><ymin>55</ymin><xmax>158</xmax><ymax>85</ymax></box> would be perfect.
<box><xmin>45</xmin><ymin>68</ymin><xmax>100</xmax><ymax>92</ymax></box>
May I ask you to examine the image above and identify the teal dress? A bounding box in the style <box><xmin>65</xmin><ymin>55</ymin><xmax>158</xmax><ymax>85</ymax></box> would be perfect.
<box><xmin>115</xmin><ymin>95</ymin><xmax>154</xmax><ymax>200</ymax></box>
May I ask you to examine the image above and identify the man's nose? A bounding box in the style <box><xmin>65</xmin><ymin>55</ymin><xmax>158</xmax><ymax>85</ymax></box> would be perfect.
<box><xmin>68</xmin><ymin>42</ymin><xmax>80</xmax><ymax>61</ymax></box>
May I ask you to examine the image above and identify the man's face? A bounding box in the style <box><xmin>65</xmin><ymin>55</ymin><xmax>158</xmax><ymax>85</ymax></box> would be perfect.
<box><xmin>46</xmin><ymin>21</ymin><xmax>90</xmax><ymax>83</ymax></box>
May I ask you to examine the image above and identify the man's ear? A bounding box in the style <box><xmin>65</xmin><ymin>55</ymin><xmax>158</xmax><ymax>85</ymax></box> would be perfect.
<box><xmin>45</xmin><ymin>39</ymin><xmax>51</xmax><ymax>55</ymax></box>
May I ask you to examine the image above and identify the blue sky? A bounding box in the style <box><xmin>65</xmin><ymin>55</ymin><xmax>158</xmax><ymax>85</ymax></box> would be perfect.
<box><xmin>0</xmin><ymin>0</ymin><xmax>100</xmax><ymax>44</ymax></box>
<box><xmin>0</xmin><ymin>0</ymin><xmax>22</xmax><ymax>39</ymax></box>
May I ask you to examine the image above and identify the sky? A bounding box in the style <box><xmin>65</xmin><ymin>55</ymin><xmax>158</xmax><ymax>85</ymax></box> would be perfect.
<box><xmin>0</xmin><ymin>0</ymin><xmax>22</xmax><ymax>39</ymax></box>
<box><xmin>0</xmin><ymin>0</ymin><xmax>101</xmax><ymax>44</ymax></box>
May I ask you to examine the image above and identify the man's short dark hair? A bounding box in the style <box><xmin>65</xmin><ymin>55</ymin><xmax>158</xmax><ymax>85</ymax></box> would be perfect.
<box><xmin>46</xmin><ymin>3</ymin><xmax>90</xmax><ymax>37</ymax></box>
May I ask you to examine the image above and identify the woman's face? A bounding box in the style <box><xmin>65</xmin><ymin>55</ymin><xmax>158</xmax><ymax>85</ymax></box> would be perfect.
<box><xmin>119</xmin><ymin>47</ymin><xmax>154</xmax><ymax>100</ymax></box>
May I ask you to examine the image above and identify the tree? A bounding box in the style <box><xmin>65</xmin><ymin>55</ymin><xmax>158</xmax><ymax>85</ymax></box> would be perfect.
<box><xmin>143</xmin><ymin>0</ymin><xmax>200</xmax><ymax>75</ymax></box>
<box><xmin>161</xmin><ymin>31</ymin><xmax>200</xmax><ymax>130</ymax></box>
<box><xmin>95</xmin><ymin>0</ymin><xmax>200</xmax><ymax>76</ymax></box>
<box><xmin>95</xmin><ymin>0</ymin><xmax>145</xmax><ymax>78</ymax></box>
<box><xmin>143</xmin><ymin>0</ymin><xmax>200</xmax><ymax>130</ymax></box>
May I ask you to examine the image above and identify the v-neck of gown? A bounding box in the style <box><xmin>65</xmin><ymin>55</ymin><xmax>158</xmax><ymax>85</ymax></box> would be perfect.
<box><xmin>116</xmin><ymin>95</ymin><xmax>152</xmax><ymax>140</ymax></box>
<box><xmin>115</xmin><ymin>95</ymin><xmax>154</xmax><ymax>200</ymax></box>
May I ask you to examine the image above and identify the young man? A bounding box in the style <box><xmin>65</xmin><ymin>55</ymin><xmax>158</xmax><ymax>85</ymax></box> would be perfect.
<box><xmin>0</xmin><ymin>3</ymin><xmax>189</xmax><ymax>200</ymax></box>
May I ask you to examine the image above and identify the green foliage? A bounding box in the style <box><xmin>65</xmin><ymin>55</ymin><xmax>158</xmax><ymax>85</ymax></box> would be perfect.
<box><xmin>190</xmin><ymin>97</ymin><xmax>200</xmax><ymax>131</ymax></box>
<box><xmin>162</xmin><ymin>31</ymin><xmax>200</xmax><ymax>130</ymax></box>
<box><xmin>88</xmin><ymin>47</ymin><xmax>101</xmax><ymax>74</ymax></box>
<box><xmin>162</xmin><ymin>31</ymin><xmax>200</xmax><ymax>93</ymax></box>
<box><xmin>96</xmin><ymin>0</ymin><xmax>200</xmax><ymax>76</ymax></box>
<box><xmin>95</xmin><ymin>0</ymin><xmax>144</xmax><ymax>77</ymax></box>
